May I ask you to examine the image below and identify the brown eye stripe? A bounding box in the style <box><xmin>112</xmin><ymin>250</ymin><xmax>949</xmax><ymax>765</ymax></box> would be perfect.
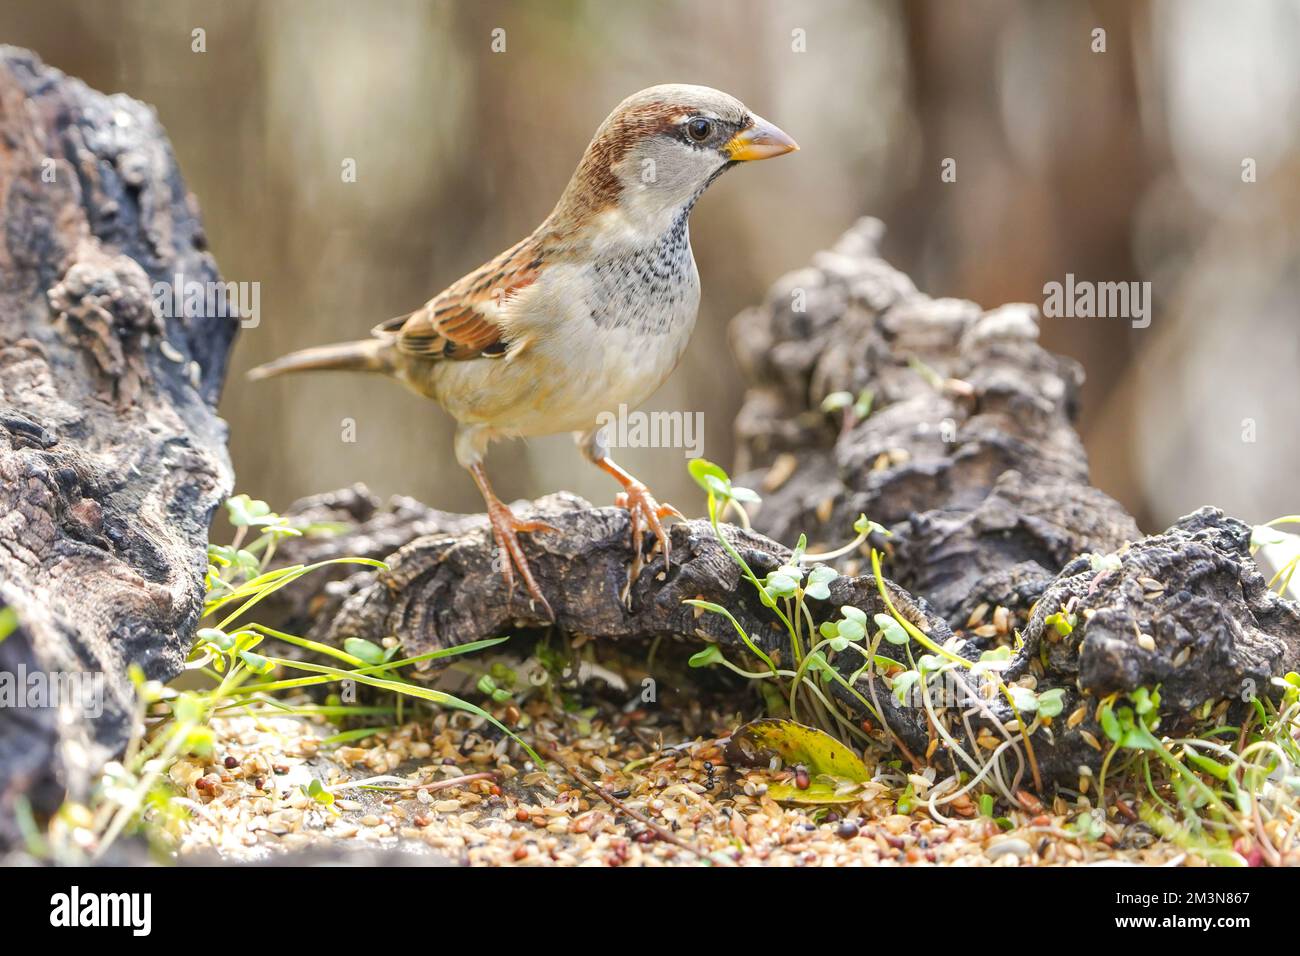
<box><xmin>561</xmin><ymin>100</ymin><xmax>687</xmax><ymax>214</ymax></box>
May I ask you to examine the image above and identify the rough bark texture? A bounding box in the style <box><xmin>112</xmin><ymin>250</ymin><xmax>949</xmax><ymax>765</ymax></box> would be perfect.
<box><xmin>276</xmin><ymin>221</ymin><xmax>1300</xmax><ymax>786</ymax></box>
<box><xmin>0</xmin><ymin>47</ymin><xmax>236</xmax><ymax>841</ymax></box>
<box><xmin>729</xmin><ymin>218</ymin><xmax>1142</xmax><ymax>627</ymax></box>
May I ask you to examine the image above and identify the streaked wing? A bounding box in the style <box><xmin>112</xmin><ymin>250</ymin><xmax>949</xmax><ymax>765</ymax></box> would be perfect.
<box><xmin>378</xmin><ymin>237</ymin><xmax>544</xmax><ymax>361</ymax></box>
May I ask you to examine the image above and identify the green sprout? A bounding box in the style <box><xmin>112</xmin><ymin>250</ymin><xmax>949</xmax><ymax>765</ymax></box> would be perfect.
<box><xmin>56</xmin><ymin>493</ymin><xmax>541</xmax><ymax>863</ymax></box>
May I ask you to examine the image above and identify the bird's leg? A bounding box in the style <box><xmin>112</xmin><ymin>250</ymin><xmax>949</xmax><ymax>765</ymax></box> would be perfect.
<box><xmin>601</xmin><ymin>457</ymin><xmax>684</xmax><ymax>568</ymax></box>
<box><xmin>577</xmin><ymin>429</ymin><xmax>683</xmax><ymax>575</ymax></box>
<box><xmin>468</xmin><ymin>462</ymin><xmax>556</xmax><ymax>620</ymax></box>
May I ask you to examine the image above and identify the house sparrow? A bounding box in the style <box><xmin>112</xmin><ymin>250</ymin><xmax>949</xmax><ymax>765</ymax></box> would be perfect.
<box><xmin>249</xmin><ymin>84</ymin><xmax>797</xmax><ymax>618</ymax></box>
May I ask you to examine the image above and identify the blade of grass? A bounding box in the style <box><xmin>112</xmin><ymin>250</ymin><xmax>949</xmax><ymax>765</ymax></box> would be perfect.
<box><xmin>259</xmin><ymin>654</ymin><xmax>543</xmax><ymax>768</ymax></box>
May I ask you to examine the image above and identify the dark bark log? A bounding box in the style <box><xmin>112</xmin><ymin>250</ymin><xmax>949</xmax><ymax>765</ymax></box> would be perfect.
<box><xmin>729</xmin><ymin>218</ymin><xmax>1141</xmax><ymax>627</ymax></box>
<box><xmin>276</xmin><ymin>221</ymin><xmax>1300</xmax><ymax>787</ymax></box>
<box><xmin>0</xmin><ymin>47</ymin><xmax>237</xmax><ymax>841</ymax></box>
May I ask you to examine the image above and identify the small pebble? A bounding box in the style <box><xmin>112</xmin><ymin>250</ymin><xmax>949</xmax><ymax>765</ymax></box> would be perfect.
<box><xmin>985</xmin><ymin>838</ymin><xmax>1032</xmax><ymax>861</ymax></box>
<box><xmin>882</xmin><ymin>814</ymin><xmax>911</xmax><ymax>835</ymax></box>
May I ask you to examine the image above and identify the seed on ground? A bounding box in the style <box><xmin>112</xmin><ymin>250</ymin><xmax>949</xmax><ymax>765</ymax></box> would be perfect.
<box><xmin>167</xmin><ymin>697</ymin><xmax>1201</xmax><ymax>867</ymax></box>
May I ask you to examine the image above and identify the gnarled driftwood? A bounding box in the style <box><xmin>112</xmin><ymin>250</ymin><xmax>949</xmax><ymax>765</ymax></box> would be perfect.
<box><xmin>0</xmin><ymin>47</ymin><xmax>237</xmax><ymax>842</ymax></box>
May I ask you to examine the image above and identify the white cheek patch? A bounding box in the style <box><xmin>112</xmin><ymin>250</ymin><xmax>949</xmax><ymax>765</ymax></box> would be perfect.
<box><xmin>620</xmin><ymin>138</ymin><xmax>723</xmax><ymax>205</ymax></box>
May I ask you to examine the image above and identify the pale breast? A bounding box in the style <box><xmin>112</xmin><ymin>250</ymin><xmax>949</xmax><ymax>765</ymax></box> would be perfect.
<box><xmin>421</xmin><ymin>222</ymin><xmax>701</xmax><ymax>438</ymax></box>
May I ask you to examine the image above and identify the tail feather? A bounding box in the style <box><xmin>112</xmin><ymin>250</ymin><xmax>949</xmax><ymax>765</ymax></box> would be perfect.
<box><xmin>247</xmin><ymin>339</ymin><xmax>391</xmax><ymax>381</ymax></box>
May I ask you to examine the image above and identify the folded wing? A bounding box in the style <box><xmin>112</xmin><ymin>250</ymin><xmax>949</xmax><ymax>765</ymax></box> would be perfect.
<box><xmin>376</xmin><ymin>236</ymin><xmax>545</xmax><ymax>361</ymax></box>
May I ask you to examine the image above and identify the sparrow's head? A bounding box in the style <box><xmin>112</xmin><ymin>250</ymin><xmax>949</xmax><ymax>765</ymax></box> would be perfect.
<box><xmin>556</xmin><ymin>84</ymin><xmax>798</xmax><ymax>239</ymax></box>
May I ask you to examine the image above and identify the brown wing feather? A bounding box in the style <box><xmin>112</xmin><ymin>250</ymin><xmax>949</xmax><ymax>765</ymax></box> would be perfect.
<box><xmin>380</xmin><ymin>237</ymin><xmax>545</xmax><ymax>361</ymax></box>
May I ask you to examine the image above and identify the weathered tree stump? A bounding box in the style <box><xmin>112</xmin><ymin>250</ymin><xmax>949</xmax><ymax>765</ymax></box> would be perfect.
<box><xmin>729</xmin><ymin>218</ymin><xmax>1142</xmax><ymax>625</ymax></box>
<box><xmin>0</xmin><ymin>48</ymin><xmax>237</xmax><ymax>842</ymax></box>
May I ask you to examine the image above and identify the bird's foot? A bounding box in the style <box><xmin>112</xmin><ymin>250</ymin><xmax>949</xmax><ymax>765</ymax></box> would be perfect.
<box><xmin>614</xmin><ymin>481</ymin><xmax>683</xmax><ymax>600</ymax></box>
<box><xmin>486</xmin><ymin>500</ymin><xmax>557</xmax><ymax>621</ymax></box>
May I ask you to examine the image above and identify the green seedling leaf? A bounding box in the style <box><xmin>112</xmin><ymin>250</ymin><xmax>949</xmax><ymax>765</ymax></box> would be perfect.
<box><xmin>891</xmin><ymin>670</ymin><xmax>920</xmax><ymax>705</ymax></box>
<box><xmin>804</xmin><ymin>651</ymin><xmax>836</xmax><ymax>678</ymax></box>
<box><xmin>1070</xmin><ymin>810</ymin><xmax>1105</xmax><ymax>841</ymax></box>
<box><xmin>225</xmin><ymin>494</ymin><xmax>279</xmax><ymax>528</ymax></box>
<box><xmin>875</xmin><ymin>613</ymin><xmax>909</xmax><ymax>646</ymax></box>
<box><xmin>305</xmin><ymin>778</ymin><xmax>335</xmax><ymax>808</ymax></box>
<box><xmin>343</xmin><ymin>637</ymin><xmax>387</xmax><ymax>666</ymax></box>
<box><xmin>689</xmin><ymin>644</ymin><xmax>725</xmax><ymax>668</ymax></box>
<box><xmin>1103</xmin><ymin>704</ymin><xmax>1160</xmax><ymax>751</ymax></box>
<box><xmin>489</xmin><ymin>662</ymin><xmax>516</xmax><ymax>686</ymax></box>
<box><xmin>837</xmin><ymin>616</ymin><xmax>866</xmax><ymax>643</ymax></box>
<box><xmin>196</xmin><ymin>627</ymin><xmax>233</xmax><ymax>651</ymax></box>
<box><xmin>1045</xmin><ymin>612</ymin><xmax>1074</xmax><ymax>637</ymax></box>
<box><xmin>1100</xmin><ymin>701</ymin><xmax>1121</xmax><ymax>742</ymax></box>
<box><xmin>853</xmin><ymin>514</ymin><xmax>891</xmax><ymax>538</ymax></box>
<box><xmin>764</xmin><ymin>570</ymin><xmax>800</xmax><ymax>599</ymax></box>
<box><xmin>704</xmin><ymin>475</ymin><xmax>730</xmax><ymax>499</ymax></box>
<box><xmin>1007</xmin><ymin>685</ymin><xmax>1039</xmax><ymax>712</ymax></box>
<box><xmin>804</xmin><ymin>565</ymin><xmax>836</xmax><ymax>600</ymax></box>
<box><xmin>1184</xmin><ymin>750</ymin><xmax>1231</xmax><ymax>781</ymax></box>
<box><xmin>1036</xmin><ymin>687</ymin><xmax>1066</xmax><ymax>718</ymax></box>
<box><xmin>821</xmin><ymin>391</ymin><xmax>853</xmax><ymax>413</ymax></box>
<box><xmin>231</xmin><ymin>629</ymin><xmax>261</xmax><ymax>653</ymax></box>
<box><xmin>688</xmin><ymin>458</ymin><xmax>730</xmax><ymax>492</ymax></box>
<box><xmin>238</xmin><ymin>650</ymin><xmax>274</xmax><ymax>675</ymax></box>
<box><xmin>475</xmin><ymin>672</ymin><xmax>513</xmax><ymax>703</ymax></box>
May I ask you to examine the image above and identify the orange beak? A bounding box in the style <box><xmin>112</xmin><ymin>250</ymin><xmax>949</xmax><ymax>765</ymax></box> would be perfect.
<box><xmin>724</xmin><ymin>115</ymin><xmax>799</xmax><ymax>161</ymax></box>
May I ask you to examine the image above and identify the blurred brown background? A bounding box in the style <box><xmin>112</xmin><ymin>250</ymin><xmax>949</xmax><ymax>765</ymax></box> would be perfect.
<box><xmin>4</xmin><ymin>0</ymin><xmax>1298</xmax><ymax>532</ymax></box>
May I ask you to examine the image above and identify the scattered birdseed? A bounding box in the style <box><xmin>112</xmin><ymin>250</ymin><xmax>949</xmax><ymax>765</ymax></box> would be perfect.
<box><xmin>167</xmin><ymin>693</ymin><xmax>1203</xmax><ymax>867</ymax></box>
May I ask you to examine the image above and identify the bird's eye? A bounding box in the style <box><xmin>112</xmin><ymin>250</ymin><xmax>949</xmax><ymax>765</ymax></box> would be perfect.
<box><xmin>686</xmin><ymin>118</ymin><xmax>713</xmax><ymax>142</ymax></box>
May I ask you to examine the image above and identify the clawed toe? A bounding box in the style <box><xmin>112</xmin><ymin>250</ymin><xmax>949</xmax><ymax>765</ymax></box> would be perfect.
<box><xmin>617</xmin><ymin>482</ymin><xmax>680</xmax><ymax>570</ymax></box>
<box><xmin>487</xmin><ymin>503</ymin><xmax>555</xmax><ymax>621</ymax></box>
